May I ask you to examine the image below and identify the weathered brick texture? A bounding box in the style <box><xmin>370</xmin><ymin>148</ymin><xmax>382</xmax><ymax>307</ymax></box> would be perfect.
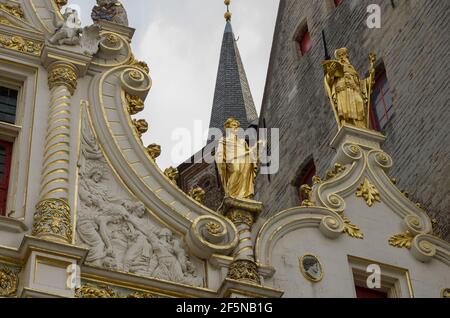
<box><xmin>256</xmin><ymin>0</ymin><xmax>450</xmax><ymax>240</ymax></box>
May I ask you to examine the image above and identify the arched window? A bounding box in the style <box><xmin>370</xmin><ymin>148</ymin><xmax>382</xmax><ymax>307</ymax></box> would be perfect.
<box><xmin>370</xmin><ymin>64</ymin><xmax>394</xmax><ymax>131</ymax></box>
<box><xmin>294</xmin><ymin>159</ymin><xmax>316</xmax><ymax>203</ymax></box>
<box><xmin>295</xmin><ymin>24</ymin><xmax>312</xmax><ymax>57</ymax></box>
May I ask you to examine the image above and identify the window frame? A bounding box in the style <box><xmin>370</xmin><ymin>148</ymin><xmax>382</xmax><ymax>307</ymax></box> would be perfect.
<box><xmin>293</xmin><ymin>21</ymin><xmax>312</xmax><ymax>59</ymax></box>
<box><xmin>0</xmin><ymin>139</ymin><xmax>13</xmax><ymax>216</ymax></box>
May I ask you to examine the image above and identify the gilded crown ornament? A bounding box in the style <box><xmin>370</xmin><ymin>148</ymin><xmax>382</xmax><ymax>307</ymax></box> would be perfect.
<box><xmin>323</xmin><ymin>48</ymin><xmax>377</xmax><ymax>129</ymax></box>
<box><xmin>224</xmin><ymin>0</ymin><xmax>232</xmax><ymax>21</ymax></box>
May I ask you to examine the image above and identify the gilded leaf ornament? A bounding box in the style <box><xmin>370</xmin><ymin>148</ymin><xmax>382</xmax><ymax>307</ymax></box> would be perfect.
<box><xmin>343</xmin><ymin>216</ymin><xmax>364</xmax><ymax>239</ymax></box>
<box><xmin>388</xmin><ymin>231</ymin><xmax>415</xmax><ymax>249</ymax></box>
<box><xmin>356</xmin><ymin>178</ymin><xmax>381</xmax><ymax>207</ymax></box>
<box><xmin>0</xmin><ymin>3</ymin><xmax>25</xmax><ymax>20</ymax></box>
<box><xmin>0</xmin><ymin>34</ymin><xmax>43</xmax><ymax>56</ymax></box>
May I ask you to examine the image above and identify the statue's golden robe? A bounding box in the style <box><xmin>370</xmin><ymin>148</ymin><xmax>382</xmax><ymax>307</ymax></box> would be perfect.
<box><xmin>215</xmin><ymin>136</ymin><xmax>258</xmax><ymax>199</ymax></box>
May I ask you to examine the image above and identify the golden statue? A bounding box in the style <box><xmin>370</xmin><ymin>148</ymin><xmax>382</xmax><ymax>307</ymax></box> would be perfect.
<box><xmin>215</xmin><ymin>118</ymin><xmax>264</xmax><ymax>200</ymax></box>
<box><xmin>323</xmin><ymin>48</ymin><xmax>376</xmax><ymax>129</ymax></box>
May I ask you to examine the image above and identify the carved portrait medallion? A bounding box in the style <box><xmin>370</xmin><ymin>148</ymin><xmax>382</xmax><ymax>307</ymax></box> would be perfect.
<box><xmin>299</xmin><ymin>254</ymin><xmax>323</xmax><ymax>283</ymax></box>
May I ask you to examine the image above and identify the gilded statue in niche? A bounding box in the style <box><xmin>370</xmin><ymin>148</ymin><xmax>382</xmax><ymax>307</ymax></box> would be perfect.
<box><xmin>323</xmin><ymin>48</ymin><xmax>376</xmax><ymax>129</ymax></box>
<box><xmin>76</xmin><ymin>115</ymin><xmax>203</xmax><ymax>287</ymax></box>
<box><xmin>215</xmin><ymin>118</ymin><xmax>265</xmax><ymax>199</ymax></box>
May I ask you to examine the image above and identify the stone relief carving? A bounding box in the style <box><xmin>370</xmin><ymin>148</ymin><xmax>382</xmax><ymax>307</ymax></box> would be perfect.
<box><xmin>48</xmin><ymin>8</ymin><xmax>101</xmax><ymax>56</ymax></box>
<box><xmin>91</xmin><ymin>0</ymin><xmax>129</xmax><ymax>26</ymax></box>
<box><xmin>76</xmin><ymin>115</ymin><xmax>203</xmax><ymax>287</ymax></box>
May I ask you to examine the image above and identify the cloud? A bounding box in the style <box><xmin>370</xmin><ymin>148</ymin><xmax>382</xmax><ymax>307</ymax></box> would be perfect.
<box><xmin>72</xmin><ymin>0</ymin><xmax>279</xmax><ymax>169</ymax></box>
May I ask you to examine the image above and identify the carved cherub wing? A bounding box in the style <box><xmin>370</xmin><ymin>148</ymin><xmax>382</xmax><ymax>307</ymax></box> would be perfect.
<box><xmin>80</xmin><ymin>24</ymin><xmax>102</xmax><ymax>56</ymax></box>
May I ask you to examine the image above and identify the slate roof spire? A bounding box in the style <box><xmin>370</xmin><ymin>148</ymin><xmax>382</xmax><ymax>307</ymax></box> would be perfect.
<box><xmin>208</xmin><ymin>3</ymin><xmax>258</xmax><ymax>136</ymax></box>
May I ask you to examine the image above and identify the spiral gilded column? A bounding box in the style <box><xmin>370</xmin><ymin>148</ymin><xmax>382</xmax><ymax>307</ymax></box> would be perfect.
<box><xmin>32</xmin><ymin>63</ymin><xmax>78</xmax><ymax>244</ymax></box>
<box><xmin>222</xmin><ymin>197</ymin><xmax>262</xmax><ymax>285</ymax></box>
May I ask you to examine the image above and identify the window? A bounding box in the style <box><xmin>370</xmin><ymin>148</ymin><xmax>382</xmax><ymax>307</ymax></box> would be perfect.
<box><xmin>0</xmin><ymin>86</ymin><xmax>18</xmax><ymax>124</ymax></box>
<box><xmin>295</xmin><ymin>159</ymin><xmax>316</xmax><ymax>202</ymax></box>
<box><xmin>349</xmin><ymin>256</ymin><xmax>414</xmax><ymax>298</ymax></box>
<box><xmin>370</xmin><ymin>66</ymin><xmax>394</xmax><ymax>131</ymax></box>
<box><xmin>0</xmin><ymin>86</ymin><xmax>18</xmax><ymax>216</ymax></box>
<box><xmin>334</xmin><ymin>0</ymin><xmax>344</xmax><ymax>7</ymax></box>
<box><xmin>295</xmin><ymin>25</ymin><xmax>312</xmax><ymax>57</ymax></box>
<box><xmin>0</xmin><ymin>140</ymin><xmax>13</xmax><ymax>216</ymax></box>
<box><xmin>356</xmin><ymin>286</ymin><xmax>388</xmax><ymax>298</ymax></box>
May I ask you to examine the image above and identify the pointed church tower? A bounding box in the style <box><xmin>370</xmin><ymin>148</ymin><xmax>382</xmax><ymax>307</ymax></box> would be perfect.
<box><xmin>178</xmin><ymin>1</ymin><xmax>258</xmax><ymax>210</ymax></box>
<box><xmin>209</xmin><ymin>10</ymin><xmax>258</xmax><ymax>135</ymax></box>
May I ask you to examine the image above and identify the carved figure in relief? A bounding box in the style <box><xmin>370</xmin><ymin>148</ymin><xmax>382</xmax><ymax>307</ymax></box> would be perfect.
<box><xmin>49</xmin><ymin>8</ymin><xmax>82</xmax><ymax>46</ymax></box>
<box><xmin>77</xmin><ymin>115</ymin><xmax>203</xmax><ymax>286</ymax></box>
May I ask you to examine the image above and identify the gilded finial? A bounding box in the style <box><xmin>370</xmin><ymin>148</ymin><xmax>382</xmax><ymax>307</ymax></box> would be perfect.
<box><xmin>224</xmin><ymin>0</ymin><xmax>232</xmax><ymax>21</ymax></box>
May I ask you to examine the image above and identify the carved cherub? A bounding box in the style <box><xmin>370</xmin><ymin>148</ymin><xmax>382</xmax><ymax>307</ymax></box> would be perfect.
<box><xmin>48</xmin><ymin>8</ymin><xmax>82</xmax><ymax>46</ymax></box>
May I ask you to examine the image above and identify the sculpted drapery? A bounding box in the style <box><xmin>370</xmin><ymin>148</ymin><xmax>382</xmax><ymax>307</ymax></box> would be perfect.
<box><xmin>323</xmin><ymin>48</ymin><xmax>376</xmax><ymax>129</ymax></box>
<box><xmin>215</xmin><ymin>118</ymin><xmax>262</xmax><ymax>199</ymax></box>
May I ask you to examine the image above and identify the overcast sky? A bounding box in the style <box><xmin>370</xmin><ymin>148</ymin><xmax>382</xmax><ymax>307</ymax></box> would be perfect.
<box><xmin>70</xmin><ymin>0</ymin><xmax>280</xmax><ymax>169</ymax></box>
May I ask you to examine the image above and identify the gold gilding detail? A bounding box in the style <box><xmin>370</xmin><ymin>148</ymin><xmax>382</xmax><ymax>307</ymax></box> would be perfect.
<box><xmin>227</xmin><ymin>259</ymin><xmax>260</xmax><ymax>285</ymax></box>
<box><xmin>32</xmin><ymin>199</ymin><xmax>73</xmax><ymax>244</ymax></box>
<box><xmin>54</xmin><ymin>0</ymin><xmax>68</xmax><ymax>10</ymax></box>
<box><xmin>48</xmin><ymin>64</ymin><xmax>78</xmax><ymax>95</ymax></box>
<box><xmin>323</xmin><ymin>48</ymin><xmax>377</xmax><ymax>129</ymax></box>
<box><xmin>226</xmin><ymin>209</ymin><xmax>254</xmax><ymax>227</ymax></box>
<box><xmin>356</xmin><ymin>178</ymin><xmax>381</xmax><ymax>207</ymax></box>
<box><xmin>128</xmin><ymin>54</ymin><xmax>150</xmax><ymax>74</ymax></box>
<box><xmin>146</xmin><ymin>143</ymin><xmax>161</xmax><ymax>161</ymax></box>
<box><xmin>189</xmin><ymin>187</ymin><xmax>206</xmax><ymax>205</ymax></box>
<box><xmin>132</xmin><ymin>119</ymin><xmax>148</xmax><ymax>139</ymax></box>
<box><xmin>0</xmin><ymin>3</ymin><xmax>25</xmax><ymax>20</ymax></box>
<box><xmin>0</xmin><ymin>267</ymin><xmax>19</xmax><ymax>297</ymax></box>
<box><xmin>0</xmin><ymin>34</ymin><xmax>42</xmax><ymax>56</ymax></box>
<box><xmin>325</xmin><ymin>163</ymin><xmax>346</xmax><ymax>180</ymax></box>
<box><xmin>205</xmin><ymin>221</ymin><xmax>222</xmax><ymax>236</ymax></box>
<box><xmin>164</xmin><ymin>167</ymin><xmax>179</xmax><ymax>185</ymax></box>
<box><xmin>125</xmin><ymin>93</ymin><xmax>144</xmax><ymax>115</ymax></box>
<box><xmin>389</xmin><ymin>231</ymin><xmax>414</xmax><ymax>249</ymax></box>
<box><xmin>343</xmin><ymin>216</ymin><xmax>364</xmax><ymax>239</ymax></box>
<box><xmin>300</xmin><ymin>184</ymin><xmax>315</xmax><ymax>207</ymax></box>
<box><xmin>75</xmin><ymin>284</ymin><xmax>161</xmax><ymax>298</ymax></box>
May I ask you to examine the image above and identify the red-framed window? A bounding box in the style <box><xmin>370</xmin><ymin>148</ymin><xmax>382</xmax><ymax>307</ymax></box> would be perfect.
<box><xmin>334</xmin><ymin>0</ymin><xmax>344</xmax><ymax>7</ymax></box>
<box><xmin>0</xmin><ymin>140</ymin><xmax>13</xmax><ymax>216</ymax></box>
<box><xmin>355</xmin><ymin>286</ymin><xmax>388</xmax><ymax>298</ymax></box>
<box><xmin>370</xmin><ymin>67</ymin><xmax>394</xmax><ymax>131</ymax></box>
<box><xmin>296</xmin><ymin>26</ymin><xmax>312</xmax><ymax>57</ymax></box>
<box><xmin>298</xmin><ymin>160</ymin><xmax>316</xmax><ymax>202</ymax></box>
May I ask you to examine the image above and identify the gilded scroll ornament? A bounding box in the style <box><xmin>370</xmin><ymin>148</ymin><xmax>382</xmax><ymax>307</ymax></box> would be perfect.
<box><xmin>343</xmin><ymin>216</ymin><xmax>364</xmax><ymax>239</ymax></box>
<box><xmin>32</xmin><ymin>199</ymin><xmax>73</xmax><ymax>243</ymax></box>
<box><xmin>323</xmin><ymin>48</ymin><xmax>376</xmax><ymax>129</ymax></box>
<box><xmin>48</xmin><ymin>64</ymin><xmax>78</xmax><ymax>95</ymax></box>
<box><xmin>126</xmin><ymin>93</ymin><xmax>144</xmax><ymax>115</ymax></box>
<box><xmin>227</xmin><ymin>259</ymin><xmax>260</xmax><ymax>285</ymax></box>
<box><xmin>189</xmin><ymin>187</ymin><xmax>206</xmax><ymax>204</ymax></box>
<box><xmin>132</xmin><ymin>119</ymin><xmax>148</xmax><ymax>138</ymax></box>
<box><xmin>389</xmin><ymin>231</ymin><xmax>415</xmax><ymax>249</ymax></box>
<box><xmin>0</xmin><ymin>3</ymin><xmax>25</xmax><ymax>20</ymax></box>
<box><xmin>0</xmin><ymin>267</ymin><xmax>18</xmax><ymax>297</ymax></box>
<box><xmin>164</xmin><ymin>167</ymin><xmax>179</xmax><ymax>184</ymax></box>
<box><xmin>205</xmin><ymin>221</ymin><xmax>222</xmax><ymax>236</ymax></box>
<box><xmin>0</xmin><ymin>34</ymin><xmax>42</xmax><ymax>56</ymax></box>
<box><xmin>356</xmin><ymin>178</ymin><xmax>381</xmax><ymax>207</ymax></box>
<box><xmin>147</xmin><ymin>143</ymin><xmax>161</xmax><ymax>161</ymax></box>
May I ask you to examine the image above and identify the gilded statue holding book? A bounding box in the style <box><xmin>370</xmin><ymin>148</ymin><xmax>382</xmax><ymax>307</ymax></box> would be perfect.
<box><xmin>323</xmin><ymin>48</ymin><xmax>377</xmax><ymax>129</ymax></box>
